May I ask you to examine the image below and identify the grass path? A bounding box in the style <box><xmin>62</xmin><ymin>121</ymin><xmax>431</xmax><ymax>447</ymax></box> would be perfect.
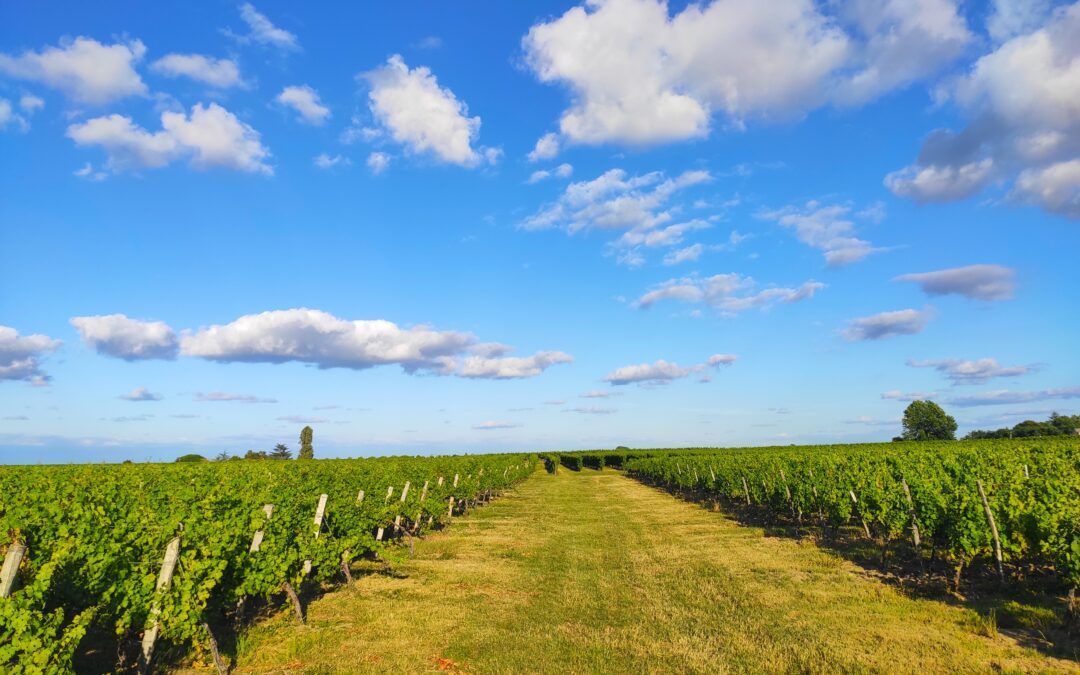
<box><xmin>229</xmin><ymin>470</ymin><xmax>1077</xmax><ymax>673</ymax></box>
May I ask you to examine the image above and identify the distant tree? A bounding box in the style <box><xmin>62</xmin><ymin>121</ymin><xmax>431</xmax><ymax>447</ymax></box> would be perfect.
<box><xmin>298</xmin><ymin>426</ymin><xmax>314</xmax><ymax>460</ymax></box>
<box><xmin>215</xmin><ymin>450</ymin><xmax>231</xmax><ymax>461</ymax></box>
<box><xmin>176</xmin><ymin>453</ymin><xmax>208</xmax><ymax>462</ymax></box>
<box><xmin>901</xmin><ymin>400</ymin><xmax>957</xmax><ymax>441</ymax></box>
<box><xmin>270</xmin><ymin>443</ymin><xmax>292</xmax><ymax>460</ymax></box>
<box><xmin>244</xmin><ymin>449</ymin><xmax>268</xmax><ymax>460</ymax></box>
<box><xmin>962</xmin><ymin>411</ymin><xmax>1080</xmax><ymax>440</ymax></box>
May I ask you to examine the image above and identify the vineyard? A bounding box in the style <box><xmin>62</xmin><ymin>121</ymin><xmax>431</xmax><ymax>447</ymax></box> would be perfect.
<box><xmin>620</xmin><ymin>438</ymin><xmax>1080</xmax><ymax>617</ymax></box>
<box><xmin>0</xmin><ymin>454</ymin><xmax>534</xmax><ymax>673</ymax></box>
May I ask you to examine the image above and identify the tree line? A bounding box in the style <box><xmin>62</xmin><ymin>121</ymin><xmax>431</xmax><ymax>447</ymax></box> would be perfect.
<box><xmin>895</xmin><ymin>401</ymin><xmax>1079</xmax><ymax>442</ymax></box>
<box><xmin>176</xmin><ymin>425</ymin><xmax>315</xmax><ymax>462</ymax></box>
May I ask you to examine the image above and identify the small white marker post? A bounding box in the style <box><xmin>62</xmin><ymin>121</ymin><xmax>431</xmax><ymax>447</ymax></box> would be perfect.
<box><xmin>385</xmin><ymin>485</ymin><xmax>394</xmax><ymax>503</ymax></box>
<box><xmin>356</xmin><ymin>489</ymin><xmax>365</xmax><ymax>504</ymax></box>
<box><xmin>438</xmin><ymin>476</ymin><xmax>444</xmax><ymax>486</ymax></box>
<box><xmin>420</xmin><ymin>480</ymin><xmax>429</xmax><ymax>502</ymax></box>
<box><xmin>448</xmin><ymin>496</ymin><xmax>455</xmax><ymax>518</ymax></box>
<box><xmin>453</xmin><ymin>474</ymin><xmax>459</xmax><ymax>488</ymax></box>
<box><xmin>376</xmin><ymin>527</ymin><xmax>385</xmax><ymax>541</ymax></box>
<box><xmin>139</xmin><ymin>535</ymin><xmax>181</xmax><ymax>674</ymax></box>
<box><xmin>742</xmin><ymin>476</ymin><xmax>751</xmax><ymax>505</ymax></box>
<box><xmin>0</xmin><ymin>542</ymin><xmax>27</xmax><ymax>598</ymax></box>
<box><xmin>977</xmin><ymin>479</ymin><xmax>1005</xmax><ymax>581</ymax></box>
<box><xmin>400</xmin><ymin>481</ymin><xmax>410</xmax><ymax>502</ymax></box>
<box><xmin>303</xmin><ymin>494</ymin><xmax>328</xmax><ymax>577</ymax></box>
<box><xmin>249</xmin><ymin>504</ymin><xmax>274</xmax><ymax>553</ymax></box>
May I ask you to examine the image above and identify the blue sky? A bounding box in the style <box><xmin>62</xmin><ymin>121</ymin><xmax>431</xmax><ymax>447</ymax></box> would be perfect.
<box><xmin>1</xmin><ymin>0</ymin><xmax>1078</xmax><ymax>462</ymax></box>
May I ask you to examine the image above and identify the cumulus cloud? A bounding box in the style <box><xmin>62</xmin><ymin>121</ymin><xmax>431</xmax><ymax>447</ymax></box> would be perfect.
<box><xmin>636</xmin><ymin>273</ymin><xmax>823</xmax><ymax>314</ymax></box>
<box><xmin>118</xmin><ymin>386</ymin><xmax>163</xmax><ymax>401</ymax></box>
<box><xmin>522</xmin><ymin>0</ymin><xmax>968</xmax><ymax>146</ymax></box>
<box><xmin>527</xmin><ymin>164</ymin><xmax>573</xmax><ymax>184</ymax></box>
<box><xmin>67</xmin><ymin>102</ymin><xmax>272</xmax><ymax>175</ymax></box>
<box><xmin>0</xmin><ymin>94</ymin><xmax>44</xmax><ymax>132</ymax></box>
<box><xmin>0</xmin><ymin>325</ymin><xmax>61</xmax><ymax>384</ymax></box>
<box><xmin>528</xmin><ymin>132</ymin><xmax>560</xmax><ymax>161</ymax></box>
<box><xmin>946</xmin><ymin>386</ymin><xmax>1080</xmax><ymax>407</ymax></box>
<box><xmin>360</xmin><ymin>55</ymin><xmax>496</xmax><ymax>167</ymax></box>
<box><xmin>885</xmin><ymin>3</ymin><xmax>1080</xmax><ymax>218</ymax></box>
<box><xmin>472</xmin><ymin>420</ymin><xmax>523</xmax><ymax>430</ymax></box>
<box><xmin>604</xmin><ymin>359</ymin><xmax>694</xmax><ymax>385</ymax></box>
<box><xmin>457</xmin><ymin>350</ymin><xmax>573</xmax><ymax>379</ymax></box>
<box><xmin>522</xmin><ymin>167</ymin><xmax>713</xmax><ymax>265</ymax></box>
<box><xmin>150</xmin><ymin>54</ymin><xmax>243</xmax><ymax>88</ymax></box>
<box><xmin>663</xmin><ymin>243</ymin><xmax>703</xmax><ymax>265</ymax></box>
<box><xmin>276</xmin><ymin>85</ymin><xmax>330</xmax><ymax>125</ymax></box>
<box><xmin>196</xmin><ymin>391</ymin><xmax>277</xmax><ymax>403</ymax></box>
<box><xmin>367</xmin><ymin>151</ymin><xmax>391</xmax><ymax>174</ymax></box>
<box><xmin>895</xmin><ymin>264</ymin><xmax>1016</xmax><ymax>301</ymax></box>
<box><xmin>70</xmin><ymin>314</ymin><xmax>178</xmax><ymax>360</ymax></box>
<box><xmin>230</xmin><ymin>3</ymin><xmax>300</xmax><ymax>51</ymax></box>
<box><xmin>580</xmin><ymin>389</ymin><xmax>618</xmax><ymax>398</ymax></box>
<box><xmin>313</xmin><ymin>153</ymin><xmax>349</xmax><ymax>169</ymax></box>
<box><xmin>0</xmin><ymin>37</ymin><xmax>146</xmax><ymax>104</ymax></box>
<box><xmin>841</xmin><ymin>308</ymin><xmax>932</xmax><ymax>341</ymax></box>
<box><xmin>603</xmin><ymin>352</ymin><xmax>736</xmax><ymax>386</ymax></box>
<box><xmin>907</xmin><ymin>357</ymin><xmax>1034</xmax><ymax>384</ymax></box>
<box><xmin>759</xmin><ymin>200</ymin><xmax>884</xmax><ymax>266</ymax></box>
<box><xmin>179</xmin><ymin>308</ymin><xmax>569</xmax><ymax>380</ymax></box>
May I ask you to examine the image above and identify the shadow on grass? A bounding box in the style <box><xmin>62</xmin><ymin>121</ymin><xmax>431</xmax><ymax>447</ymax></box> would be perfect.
<box><xmin>73</xmin><ymin>490</ymin><xmax>512</xmax><ymax>673</ymax></box>
<box><xmin>642</xmin><ymin>479</ymin><xmax>1079</xmax><ymax>664</ymax></box>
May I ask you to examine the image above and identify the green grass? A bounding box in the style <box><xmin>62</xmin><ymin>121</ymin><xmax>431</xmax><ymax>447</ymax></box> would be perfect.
<box><xmin>222</xmin><ymin>470</ymin><xmax>1078</xmax><ymax>673</ymax></box>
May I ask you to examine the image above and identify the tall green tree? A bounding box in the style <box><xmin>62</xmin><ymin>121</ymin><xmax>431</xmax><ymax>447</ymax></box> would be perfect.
<box><xmin>900</xmin><ymin>400</ymin><xmax>957</xmax><ymax>441</ymax></box>
<box><xmin>298</xmin><ymin>426</ymin><xmax>314</xmax><ymax>460</ymax></box>
<box><xmin>269</xmin><ymin>443</ymin><xmax>292</xmax><ymax>460</ymax></box>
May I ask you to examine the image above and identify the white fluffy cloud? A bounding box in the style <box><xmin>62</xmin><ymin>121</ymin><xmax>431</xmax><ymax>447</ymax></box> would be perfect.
<box><xmin>360</xmin><ymin>55</ymin><xmax>496</xmax><ymax>167</ymax></box>
<box><xmin>70</xmin><ymin>314</ymin><xmax>179</xmax><ymax>360</ymax></box>
<box><xmin>759</xmin><ymin>201</ymin><xmax>883</xmax><ymax>266</ymax></box>
<box><xmin>895</xmin><ymin>264</ymin><xmax>1016</xmax><ymax>301</ymax></box>
<box><xmin>150</xmin><ymin>54</ymin><xmax>243</xmax><ymax>88</ymax></box>
<box><xmin>367</xmin><ymin>151</ymin><xmax>391</xmax><ymax>174</ymax></box>
<box><xmin>663</xmin><ymin>243</ymin><xmax>703</xmax><ymax>265</ymax></box>
<box><xmin>906</xmin><ymin>357</ymin><xmax>1034</xmax><ymax>384</ymax></box>
<box><xmin>0</xmin><ymin>37</ymin><xmax>147</xmax><ymax>104</ymax></box>
<box><xmin>636</xmin><ymin>273</ymin><xmax>823</xmax><ymax>314</ymax></box>
<box><xmin>276</xmin><ymin>85</ymin><xmax>331</xmax><ymax>125</ymax></box>
<box><xmin>523</xmin><ymin>168</ymin><xmax>712</xmax><ymax>265</ymax></box>
<box><xmin>841</xmin><ymin>308</ymin><xmax>931</xmax><ymax>341</ymax></box>
<box><xmin>119</xmin><ymin>386</ymin><xmax>163</xmax><ymax>401</ymax></box>
<box><xmin>232</xmin><ymin>3</ymin><xmax>300</xmax><ymax>51</ymax></box>
<box><xmin>603</xmin><ymin>352</ymin><xmax>735</xmax><ymax>385</ymax></box>
<box><xmin>67</xmin><ymin>103</ymin><xmax>272</xmax><ymax>175</ymax></box>
<box><xmin>0</xmin><ymin>94</ymin><xmax>44</xmax><ymax>132</ymax></box>
<box><xmin>528</xmin><ymin>132</ymin><xmax>560</xmax><ymax>161</ymax></box>
<box><xmin>313</xmin><ymin>153</ymin><xmax>349</xmax><ymax>169</ymax></box>
<box><xmin>522</xmin><ymin>0</ymin><xmax>968</xmax><ymax>146</ymax></box>
<box><xmin>0</xmin><ymin>325</ymin><xmax>61</xmax><ymax>384</ymax></box>
<box><xmin>179</xmin><ymin>308</ymin><xmax>569</xmax><ymax>380</ymax></box>
<box><xmin>946</xmin><ymin>386</ymin><xmax>1080</xmax><ymax>407</ymax></box>
<box><xmin>456</xmin><ymin>350</ymin><xmax>573</xmax><ymax>379</ymax></box>
<box><xmin>885</xmin><ymin>3</ymin><xmax>1080</xmax><ymax>218</ymax></box>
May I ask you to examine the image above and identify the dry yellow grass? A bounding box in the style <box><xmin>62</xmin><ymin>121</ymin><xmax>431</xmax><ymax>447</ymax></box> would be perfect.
<box><xmin>221</xmin><ymin>470</ymin><xmax>1078</xmax><ymax>674</ymax></box>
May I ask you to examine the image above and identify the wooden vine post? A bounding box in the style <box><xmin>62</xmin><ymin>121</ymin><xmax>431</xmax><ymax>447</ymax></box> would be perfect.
<box><xmin>849</xmin><ymin>490</ymin><xmax>872</xmax><ymax>539</ymax></box>
<box><xmin>0</xmin><ymin>541</ymin><xmax>27</xmax><ymax>598</ymax></box>
<box><xmin>976</xmin><ymin>479</ymin><xmax>1005</xmax><ymax>581</ymax></box>
<box><xmin>420</xmin><ymin>480</ymin><xmax>429</xmax><ymax>502</ymax></box>
<box><xmin>400</xmin><ymin>481</ymin><xmax>410</xmax><ymax>502</ymax></box>
<box><xmin>447</xmin><ymin>496</ymin><xmax>455</xmax><ymax>518</ymax></box>
<box><xmin>138</xmin><ymin>535</ymin><xmax>181</xmax><ymax>674</ymax></box>
<box><xmin>453</xmin><ymin>474</ymin><xmax>459</xmax><ymax>487</ymax></box>
<box><xmin>900</xmin><ymin>479</ymin><xmax>923</xmax><ymax>570</ymax></box>
<box><xmin>741</xmin><ymin>476</ymin><xmax>751</xmax><ymax>505</ymax></box>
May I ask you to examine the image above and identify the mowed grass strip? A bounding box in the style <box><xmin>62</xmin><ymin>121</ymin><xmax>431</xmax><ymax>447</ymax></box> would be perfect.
<box><xmin>226</xmin><ymin>470</ymin><xmax>1078</xmax><ymax>674</ymax></box>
